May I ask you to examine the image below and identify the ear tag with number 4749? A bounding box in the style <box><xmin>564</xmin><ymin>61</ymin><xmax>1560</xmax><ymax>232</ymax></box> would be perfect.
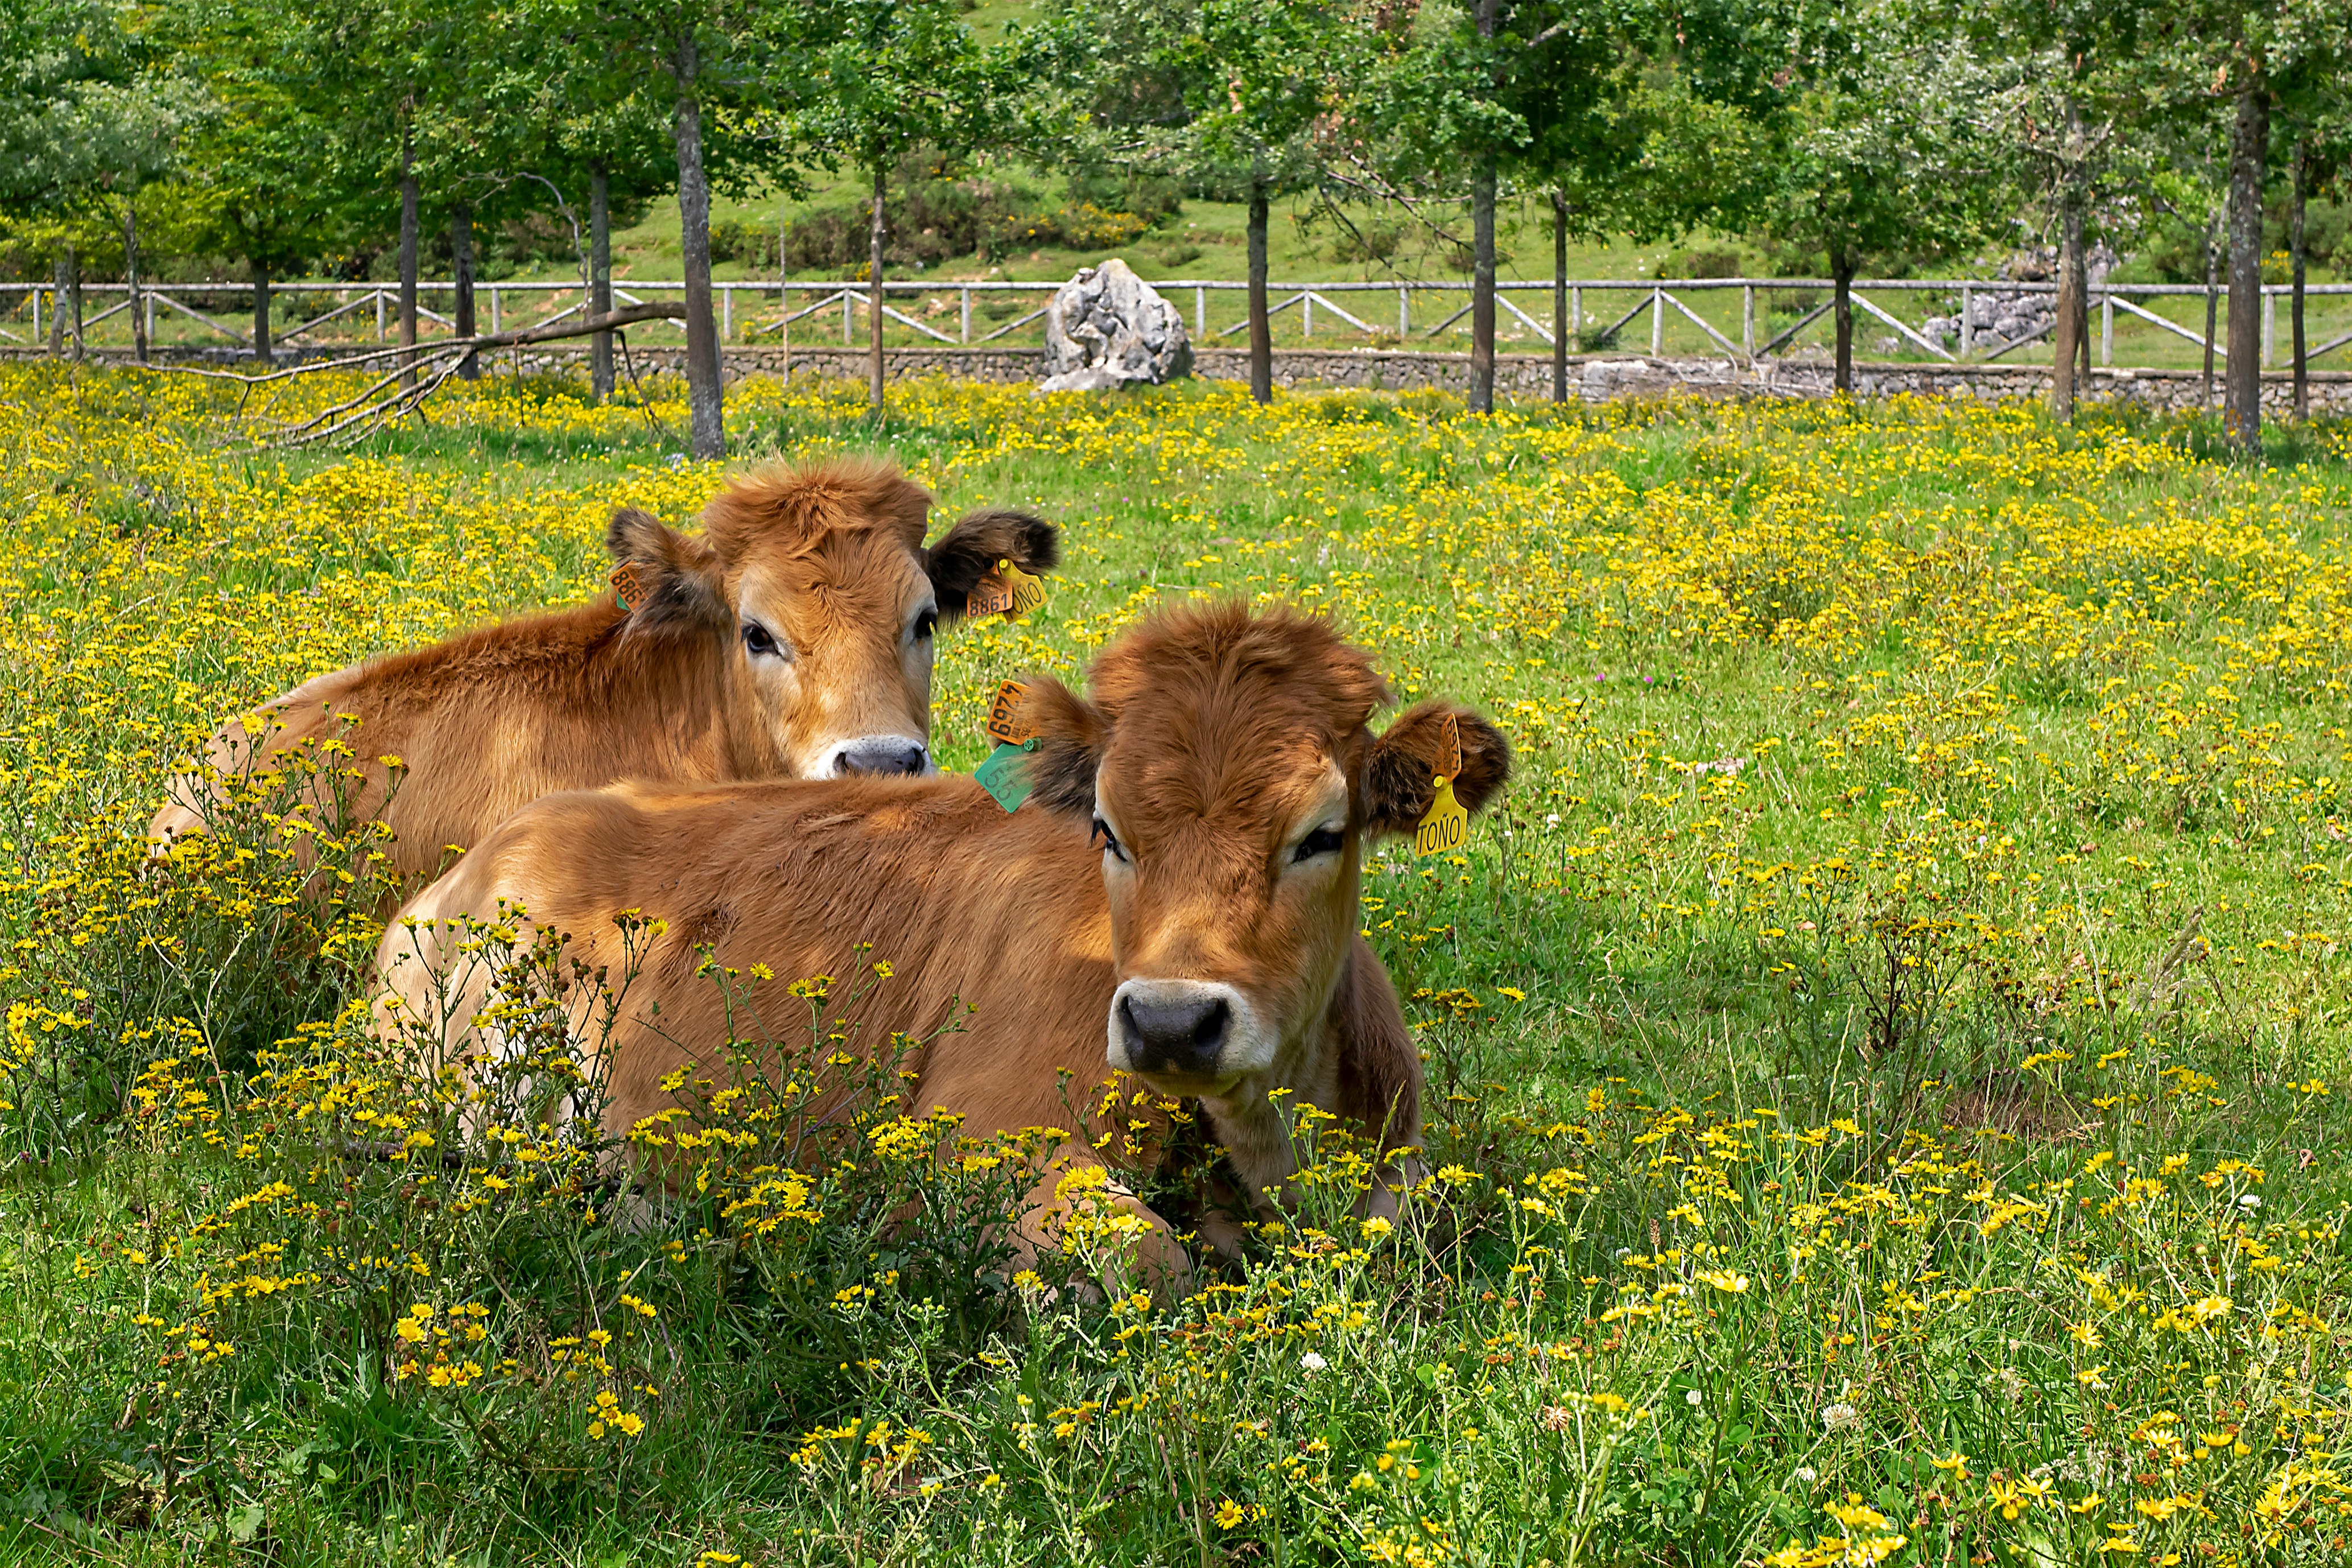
<box><xmin>1413</xmin><ymin>712</ymin><xmax>1468</xmax><ymax>858</ymax></box>
<box><xmin>975</xmin><ymin>679</ymin><xmax>1038</xmax><ymax>812</ymax></box>
<box><xmin>969</xmin><ymin>557</ymin><xmax>1046</xmax><ymax>621</ymax></box>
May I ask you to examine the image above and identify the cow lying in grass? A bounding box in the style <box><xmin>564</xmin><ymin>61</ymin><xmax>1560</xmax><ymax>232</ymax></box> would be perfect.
<box><xmin>373</xmin><ymin>601</ymin><xmax>1509</xmax><ymax>1282</ymax></box>
<box><xmin>149</xmin><ymin>458</ymin><xmax>1055</xmax><ymax>884</ymax></box>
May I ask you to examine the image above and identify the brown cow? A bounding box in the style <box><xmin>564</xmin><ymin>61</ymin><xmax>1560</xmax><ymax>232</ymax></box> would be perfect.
<box><xmin>149</xmin><ymin>459</ymin><xmax>1056</xmax><ymax>885</ymax></box>
<box><xmin>373</xmin><ymin>601</ymin><xmax>1510</xmax><ymax>1281</ymax></box>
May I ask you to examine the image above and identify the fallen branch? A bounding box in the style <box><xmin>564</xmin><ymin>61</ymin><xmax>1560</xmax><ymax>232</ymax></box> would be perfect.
<box><xmin>132</xmin><ymin>302</ymin><xmax>691</xmax><ymax>386</ymax></box>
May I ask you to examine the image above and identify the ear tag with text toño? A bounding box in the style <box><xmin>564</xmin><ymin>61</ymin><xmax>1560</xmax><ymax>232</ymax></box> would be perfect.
<box><xmin>975</xmin><ymin>680</ymin><xmax>1038</xmax><ymax>812</ymax></box>
<box><xmin>1413</xmin><ymin>712</ymin><xmax>1468</xmax><ymax>858</ymax></box>
<box><xmin>609</xmin><ymin>562</ymin><xmax>646</xmax><ymax>612</ymax></box>
<box><xmin>968</xmin><ymin>557</ymin><xmax>1047</xmax><ymax>621</ymax></box>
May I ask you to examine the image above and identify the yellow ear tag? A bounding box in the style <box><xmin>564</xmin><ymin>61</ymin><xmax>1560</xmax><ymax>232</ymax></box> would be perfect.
<box><xmin>1413</xmin><ymin>712</ymin><xmax>1468</xmax><ymax>858</ymax></box>
<box><xmin>976</xmin><ymin>679</ymin><xmax>1038</xmax><ymax>812</ymax></box>
<box><xmin>610</xmin><ymin>562</ymin><xmax>647</xmax><ymax>612</ymax></box>
<box><xmin>971</xmin><ymin>558</ymin><xmax>1046</xmax><ymax>621</ymax></box>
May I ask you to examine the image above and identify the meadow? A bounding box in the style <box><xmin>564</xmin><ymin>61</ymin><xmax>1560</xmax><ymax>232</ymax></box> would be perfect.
<box><xmin>2</xmin><ymin>362</ymin><xmax>2351</xmax><ymax>1565</ymax></box>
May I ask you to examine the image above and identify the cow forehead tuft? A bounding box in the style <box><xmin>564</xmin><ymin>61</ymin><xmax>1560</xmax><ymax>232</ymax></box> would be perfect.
<box><xmin>699</xmin><ymin>457</ymin><xmax>931</xmax><ymax>563</ymax></box>
<box><xmin>1091</xmin><ymin>600</ymin><xmax>1388</xmax><ymax>741</ymax></box>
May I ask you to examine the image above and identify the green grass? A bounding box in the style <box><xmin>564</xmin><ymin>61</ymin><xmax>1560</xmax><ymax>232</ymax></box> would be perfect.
<box><xmin>3</xmin><ymin>369</ymin><xmax>2352</xmax><ymax>1562</ymax></box>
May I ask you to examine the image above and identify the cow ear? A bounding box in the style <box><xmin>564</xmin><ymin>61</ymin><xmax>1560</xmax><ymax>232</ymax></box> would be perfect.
<box><xmin>1013</xmin><ymin>676</ymin><xmax>1108</xmax><ymax>817</ymax></box>
<box><xmin>606</xmin><ymin>507</ymin><xmax>728</xmax><ymax>630</ymax></box>
<box><xmin>1360</xmin><ymin>701</ymin><xmax>1512</xmax><ymax>836</ymax></box>
<box><xmin>926</xmin><ymin>508</ymin><xmax>1059</xmax><ymax>622</ymax></box>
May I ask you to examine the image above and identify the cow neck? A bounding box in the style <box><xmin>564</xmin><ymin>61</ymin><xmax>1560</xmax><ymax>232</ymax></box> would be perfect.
<box><xmin>596</xmin><ymin>613</ymin><xmax>745</xmax><ymax>779</ymax></box>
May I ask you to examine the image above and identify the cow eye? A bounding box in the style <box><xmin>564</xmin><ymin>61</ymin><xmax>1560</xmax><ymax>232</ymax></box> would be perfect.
<box><xmin>1091</xmin><ymin>818</ymin><xmax>1129</xmax><ymax>864</ymax></box>
<box><xmin>1293</xmin><ymin>826</ymin><xmax>1345</xmax><ymax>863</ymax></box>
<box><xmin>741</xmin><ymin>621</ymin><xmax>787</xmax><ymax>660</ymax></box>
<box><xmin>911</xmin><ymin>608</ymin><xmax>938</xmax><ymax>643</ymax></box>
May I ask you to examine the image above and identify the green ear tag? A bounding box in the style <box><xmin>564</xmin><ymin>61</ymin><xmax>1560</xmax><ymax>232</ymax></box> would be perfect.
<box><xmin>974</xmin><ymin>737</ymin><xmax>1039</xmax><ymax>813</ymax></box>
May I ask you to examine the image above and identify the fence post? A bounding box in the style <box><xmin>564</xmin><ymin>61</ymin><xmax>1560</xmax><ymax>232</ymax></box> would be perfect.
<box><xmin>31</xmin><ymin>288</ymin><xmax>39</xmax><ymax>342</ymax></box>
<box><xmin>1650</xmin><ymin>288</ymin><xmax>1662</xmax><ymax>356</ymax></box>
<box><xmin>962</xmin><ymin>287</ymin><xmax>971</xmax><ymax>344</ymax></box>
<box><xmin>1742</xmin><ymin>286</ymin><xmax>1754</xmax><ymax>358</ymax></box>
<box><xmin>1571</xmin><ymin>285</ymin><xmax>1580</xmax><ymax>339</ymax></box>
<box><xmin>2262</xmin><ymin>287</ymin><xmax>2273</xmax><ymax>367</ymax></box>
<box><xmin>2101</xmin><ymin>296</ymin><xmax>2111</xmax><ymax>366</ymax></box>
<box><xmin>1397</xmin><ymin>286</ymin><xmax>1408</xmax><ymax>337</ymax></box>
<box><xmin>843</xmin><ymin>289</ymin><xmax>851</xmax><ymax>344</ymax></box>
<box><xmin>145</xmin><ymin>291</ymin><xmax>155</xmax><ymax>344</ymax></box>
<box><xmin>489</xmin><ymin>286</ymin><xmax>500</xmax><ymax>335</ymax></box>
<box><xmin>1303</xmin><ymin>292</ymin><xmax>1312</xmax><ymax>339</ymax></box>
<box><xmin>376</xmin><ymin>290</ymin><xmax>385</xmax><ymax>343</ymax></box>
<box><xmin>1959</xmin><ymin>285</ymin><xmax>1973</xmax><ymax>360</ymax></box>
<box><xmin>723</xmin><ymin>284</ymin><xmax>732</xmax><ymax>341</ymax></box>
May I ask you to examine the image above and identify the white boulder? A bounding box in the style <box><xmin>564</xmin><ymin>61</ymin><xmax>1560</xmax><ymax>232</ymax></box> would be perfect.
<box><xmin>1039</xmin><ymin>258</ymin><xmax>1192</xmax><ymax>392</ymax></box>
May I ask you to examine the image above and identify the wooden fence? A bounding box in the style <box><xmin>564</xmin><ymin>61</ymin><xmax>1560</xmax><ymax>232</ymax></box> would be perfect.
<box><xmin>3</xmin><ymin>277</ymin><xmax>2349</xmax><ymax>369</ymax></box>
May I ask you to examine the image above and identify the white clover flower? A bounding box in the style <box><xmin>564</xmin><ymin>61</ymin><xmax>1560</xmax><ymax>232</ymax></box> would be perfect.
<box><xmin>1685</xmin><ymin>1388</ymin><xmax>1704</xmax><ymax>1407</ymax></box>
<box><xmin>1299</xmin><ymin>1352</ymin><xmax>1327</xmax><ymax>1375</ymax></box>
<box><xmin>2239</xmin><ymin>1194</ymin><xmax>2262</xmax><ymax>1210</ymax></box>
<box><xmin>1819</xmin><ymin>1402</ymin><xmax>1861</xmax><ymax>1432</ymax></box>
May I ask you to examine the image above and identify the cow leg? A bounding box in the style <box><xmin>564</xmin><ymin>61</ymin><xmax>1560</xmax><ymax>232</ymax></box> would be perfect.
<box><xmin>1013</xmin><ymin>1152</ymin><xmax>1193</xmax><ymax>1303</ymax></box>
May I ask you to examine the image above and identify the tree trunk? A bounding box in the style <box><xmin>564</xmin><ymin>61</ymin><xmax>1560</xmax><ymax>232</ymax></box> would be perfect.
<box><xmin>1246</xmin><ymin>170</ymin><xmax>1272</xmax><ymax>406</ymax></box>
<box><xmin>2201</xmin><ymin>213</ymin><xmax>2219</xmax><ymax>406</ymax></box>
<box><xmin>399</xmin><ymin>130</ymin><xmax>419</xmax><ymax>390</ymax></box>
<box><xmin>589</xmin><ymin>163</ymin><xmax>613</xmax><ymax>401</ymax></box>
<box><xmin>49</xmin><ymin>249</ymin><xmax>69</xmax><ymax>358</ymax></box>
<box><xmin>1469</xmin><ymin>161</ymin><xmax>1496</xmax><ymax>415</ymax></box>
<box><xmin>778</xmin><ymin>207</ymin><xmax>791</xmax><ymax>388</ymax></box>
<box><xmin>1469</xmin><ymin>0</ymin><xmax>1497</xmax><ymax>415</ymax></box>
<box><xmin>252</xmin><ymin>260</ymin><xmax>273</xmax><ymax>367</ymax></box>
<box><xmin>2224</xmin><ymin>79</ymin><xmax>2267</xmax><ymax>453</ymax></box>
<box><xmin>452</xmin><ymin>201</ymin><xmax>478</xmax><ymax>379</ymax></box>
<box><xmin>122</xmin><ymin>201</ymin><xmax>147</xmax><ymax>364</ymax></box>
<box><xmin>1552</xmin><ymin>190</ymin><xmax>1568</xmax><ymax>405</ymax></box>
<box><xmin>2050</xmin><ymin>105</ymin><xmax>2085</xmax><ymax>423</ymax></box>
<box><xmin>670</xmin><ymin>36</ymin><xmax>725</xmax><ymax>460</ymax></box>
<box><xmin>1831</xmin><ymin>246</ymin><xmax>1855</xmax><ymax>394</ymax></box>
<box><xmin>66</xmin><ymin>246</ymin><xmax>82</xmax><ymax>361</ymax></box>
<box><xmin>2290</xmin><ymin>137</ymin><xmax>2308</xmax><ymax>422</ymax></box>
<box><xmin>869</xmin><ymin>166</ymin><xmax>886</xmax><ymax>414</ymax></box>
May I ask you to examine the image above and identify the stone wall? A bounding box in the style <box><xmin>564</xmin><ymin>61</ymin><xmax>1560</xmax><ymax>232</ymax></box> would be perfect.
<box><xmin>11</xmin><ymin>340</ymin><xmax>2351</xmax><ymax>414</ymax></box>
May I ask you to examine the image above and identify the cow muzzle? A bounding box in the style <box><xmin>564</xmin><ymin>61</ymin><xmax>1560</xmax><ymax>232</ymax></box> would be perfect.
<box><xmin>826</xmin><ymin>735</ymin><xmax>934</xmax><ymax>777</ymax></box>
<box><xmin>1109</xmin><ymin>978</ymin><xmax>1254</xmax><ymax>1082</ymax></box>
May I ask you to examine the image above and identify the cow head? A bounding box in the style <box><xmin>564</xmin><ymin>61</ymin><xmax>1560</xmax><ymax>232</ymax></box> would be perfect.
<box><xmin>606</xmin><ymin>459</ymin><xmax>1057</xmax><ymax>778</ymax></box>
<box><xmin>1013</xmin><ymin>601</ymin><xmax>1509</xmax><ymax>1130</ymax></box>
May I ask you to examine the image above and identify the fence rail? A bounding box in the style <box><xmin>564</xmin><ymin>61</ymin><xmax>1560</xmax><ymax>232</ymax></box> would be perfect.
<box><xmin>5</xmin><ymin>277</ymin><xmax>2349</xmax><ymax>368</ymax></box>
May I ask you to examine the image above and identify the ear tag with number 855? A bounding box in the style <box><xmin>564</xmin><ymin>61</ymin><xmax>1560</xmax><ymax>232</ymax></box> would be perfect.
<box><xmin>975</xmin><ymin>679</ymin><xmax>1038</xmax><ymax>812</ymax></box>
<box><xmin>1413</xmin><ymin>712</ymin><xmax>1468</xmax><ymax>858</ymax></box>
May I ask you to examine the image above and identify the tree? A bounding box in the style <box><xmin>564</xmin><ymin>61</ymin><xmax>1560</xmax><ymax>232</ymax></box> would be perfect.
<box><xmin>1070</xmin><ymin>0</ymin><xmax>1350</xmax><ymax>406</ymax></box>
<box><xmin>540</xmin><ymin>0</ymin><xmax>807</xmax><ymax>457</ymax></box>
<box><xmin>506</xmin><ymin>10</ymin><xmax>674</xmax><ymax>402</ymax></box>
<box><xmin>2149</xmin><ymin>0</ymin><xmax>2350</xmax><ymax>451</ymax></box>
<box><xmin>790</xmin><ymin>0</ymin><xmax>1018</xmax><ymax>414</ymax></box>
<box><xmin>0</xmin><ymin>1</ymin><xmax>199</xmax><ymax>363</ymax></box>
<box><xmin>167</xmin><ymin>0</ymin><xmax>339</xmax><ymax>364</ymax></box>
<box><xmin>1742</xmin><ymin>1</ymin><xmax>2000</xmax><ymax>393</ymax></box>
<box><xmin>1949</xmin><ymin>0</ymin><xmax>2157</xmax><ymax>422</ymax></box>
<box><xmin>1347</xmin><ymin>0</ymin><xmax>1524</xmax><ymax>412</ymax></box>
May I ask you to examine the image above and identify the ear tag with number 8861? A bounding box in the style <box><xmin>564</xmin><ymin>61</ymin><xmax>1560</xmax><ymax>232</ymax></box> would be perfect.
<box><xmin>969</xmin><ymin>557</ymin><xmax>1046</xmax><ymax>621</ymax></box>
<box><xmin>1413</xmin><ymin>712</ymin><xmax>1468</xmax><ymax>857</ymax></box>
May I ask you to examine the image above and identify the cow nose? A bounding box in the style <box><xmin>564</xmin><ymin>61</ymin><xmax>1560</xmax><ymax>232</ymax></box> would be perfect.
<box><xmin>1117</xmin><ymin>991</ymin><xmax>1231</xmax><ymax>1077</ymax></box>
<box><xmin>830</xmin><ymin>738</ymin><xmax>930</xmax><ymax>777</ymax></box>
